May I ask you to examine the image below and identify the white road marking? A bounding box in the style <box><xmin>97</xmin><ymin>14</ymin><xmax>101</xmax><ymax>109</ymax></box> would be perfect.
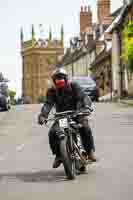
<box><xmin>16</xmin><ymin>144</ymin><xmax>25</xmax><ymax>151</ymax></box>
<box><xmin>0</xmin><ymin>143</ymin><xmax>25</xmax><ymax>162</ymax></box>
<box><xmin>0</xmin><ymin>155</ymin><xmax>6</xmax><ymax>161</ymax></box>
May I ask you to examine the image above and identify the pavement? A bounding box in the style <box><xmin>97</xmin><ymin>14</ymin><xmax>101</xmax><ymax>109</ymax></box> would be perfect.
<box><xmin>119</xmin><ymin>99</ymin><xmax>133</xmax><ymax>106</ymax></box>
<box><xmin>0</xmin><ymin>103</ymin><xmax>133</xmax><ymax>200</ymax></box>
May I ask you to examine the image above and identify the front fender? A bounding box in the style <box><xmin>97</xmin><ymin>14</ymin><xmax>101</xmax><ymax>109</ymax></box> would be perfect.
<box><xmin>56</xmin><ymin>129</ymin><xmax>66</xmax><ymax>140</ymax></box>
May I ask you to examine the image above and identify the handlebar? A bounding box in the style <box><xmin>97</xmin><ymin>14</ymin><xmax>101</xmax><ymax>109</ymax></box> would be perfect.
<box><xmin>46</xmin><ymin>109</ymin><xmax>92</xmax><ymax>123</ymax></box>
<box><xmin>55</xmin><ymin>110</ymin><xmax>75</xmax><ymax>116</ymax></box>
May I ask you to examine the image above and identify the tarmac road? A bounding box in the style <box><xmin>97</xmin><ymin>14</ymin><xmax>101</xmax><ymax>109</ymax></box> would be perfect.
<box><xmin>0</xmin><ymin>103</ymin><xmax>133</xmax><ymax>200</ymax></box>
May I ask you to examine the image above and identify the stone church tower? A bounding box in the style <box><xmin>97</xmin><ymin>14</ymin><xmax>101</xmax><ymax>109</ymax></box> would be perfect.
<box><xmin>21</xmin><ymin>25</ymin><xmax>64</xmax><ymax>103</ymax></box>
<box><xmin>97</xmin><ymin>0</ymin><xmax>111</xmax><ymax>24</ymax></box>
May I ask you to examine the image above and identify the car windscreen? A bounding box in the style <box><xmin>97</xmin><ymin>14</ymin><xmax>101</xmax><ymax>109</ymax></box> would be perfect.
<box><xmin>72</xmin><ymin>77</ymin><xmax>96</xmax><ymax>86</ymax></box>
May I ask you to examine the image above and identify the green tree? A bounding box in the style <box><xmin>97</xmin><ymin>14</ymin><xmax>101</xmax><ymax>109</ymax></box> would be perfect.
<box><xmin>9</xmin><ymin>90</ymin><xmax>16</xmax><ymax>105</ymax></box>
<box><xmin>123</xmin><ymin>21</ymin><xmax>133</xmax><ymax>71</ymax></box>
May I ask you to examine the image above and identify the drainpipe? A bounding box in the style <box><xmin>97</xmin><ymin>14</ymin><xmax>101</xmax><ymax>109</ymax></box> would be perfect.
<box><xmin>110</xmin><ymin>58</ymin><xmax>113</xmax><ymax>101</ymax></box>
<box><xmin>72</xmin><ymin>59</ymin><xmax>74</xmax><ymax>76</ymax></box>
<box><xmin>118</xmin><ymin>29</ymin><xmax>123</xmax><ymax>98</ymax></box>
<box><xmin>112</xmin><ymin>29</ymin><xmax>121</xmax><ymax>98</ymax></box>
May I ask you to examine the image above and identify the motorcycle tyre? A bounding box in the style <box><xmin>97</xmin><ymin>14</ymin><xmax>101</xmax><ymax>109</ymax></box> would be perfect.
<box><xmin>59</xmin><ymin>137</ymin><xmax>76</xmax><ymax>180</ymax></box>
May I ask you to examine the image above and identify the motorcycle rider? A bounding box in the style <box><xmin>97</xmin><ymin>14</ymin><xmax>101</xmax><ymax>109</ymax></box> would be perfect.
<box><xmin>38</xmin><ymin>68</ymin><xmax>97</xmax><ymax>169</ymax></box>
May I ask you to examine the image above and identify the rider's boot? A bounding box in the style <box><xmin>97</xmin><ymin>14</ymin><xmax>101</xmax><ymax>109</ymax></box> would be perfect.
<box><xmin>79</xmin><ymin>166</ymin><xmax>88</xmax><ymax>174</ymax></box>
<box><xmin>87</xmin><ymin>150</ymin><xmax>97</xmax><ymax>162</ymax></box>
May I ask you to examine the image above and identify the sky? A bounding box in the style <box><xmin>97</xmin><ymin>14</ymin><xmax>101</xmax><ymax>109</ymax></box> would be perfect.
<box><xmin>0</xmin><ymin>0</ymin><xmax>123</xmax><ymax>98</ymax></box>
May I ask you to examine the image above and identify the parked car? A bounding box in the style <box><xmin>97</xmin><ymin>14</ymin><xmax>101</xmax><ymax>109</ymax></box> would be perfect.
<box><xmin>0</xmin><ymin>82</ymin><xmax>11</xmax><ymax>111</ymax></box>
<box><xmin>71</xmin><ymin>76</ymin><xmax>99</xmax><ymax>102</ymax></box>
<box><xmin>0</xmin><ymin>94</ymin><xmax>10</xmax><ymax>111</ymax></box>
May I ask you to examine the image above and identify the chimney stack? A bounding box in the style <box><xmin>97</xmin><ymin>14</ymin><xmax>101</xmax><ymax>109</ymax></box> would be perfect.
<box><xmin>97</xmin><ymin>0</ymin><xmax>111</xmax><ymax>24</ymax></box>
<box><xmin>80</xmin><ymin>5</ymin><xmax>92</xmax><ymax>33</ymax></box>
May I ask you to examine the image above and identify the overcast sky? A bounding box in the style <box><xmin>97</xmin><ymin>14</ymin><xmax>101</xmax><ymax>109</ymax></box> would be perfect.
<box><xmin>0</xmin><ymin>0</ymin><xmax>123</xmax><ymax>97</ymax></box>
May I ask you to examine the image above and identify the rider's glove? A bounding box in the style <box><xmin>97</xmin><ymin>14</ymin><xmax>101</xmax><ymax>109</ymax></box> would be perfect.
<box><xmin>38</xmin><ymin>113</ymin><xmax>47</xmax><ymax>125</ymax></box>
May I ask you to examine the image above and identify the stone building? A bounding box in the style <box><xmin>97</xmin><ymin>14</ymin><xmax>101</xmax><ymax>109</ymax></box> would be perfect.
<box><xmin>109</xmin><ymin>0</ymin><xmax>133</xmax><ymax>97</ymax></box>
<box><xmin>21</xmin><ymin>25</ymin><xmax>64</xmax><ymax>103</ymax></box>
<box><xmin>90</xmin><ymin>0</ymin><xmax>133</xmax><ymax>99</ymax></box>
<box><xmin>61</xmin><ymin>39</ymin><xmax>96</xmax><ymax>77</ymax></box>
<box><xmin>91</xmin><ymin>48</ymin><xmax>112</xmax><ymax>97</ymax></box>
<box><xmin>61</xmin><ymin>0</ymin><xmax>114</xmax><ymax>78</ymax></box>
<box><xmin>89</xmin><ymin>7</ymin><xmax>123</xmax><ymax>98</ymax></box>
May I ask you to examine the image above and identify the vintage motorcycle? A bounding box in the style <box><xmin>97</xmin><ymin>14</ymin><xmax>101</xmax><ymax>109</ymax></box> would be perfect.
<box><xmin>46</xmin><ymin>108</ymin><xmax>93</xmax><ymax>180</ymax></box>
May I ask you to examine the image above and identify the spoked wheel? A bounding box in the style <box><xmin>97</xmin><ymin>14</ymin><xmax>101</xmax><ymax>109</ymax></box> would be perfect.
<box><xmin>59</xmin><ymin>137</ymin><xmax>76</xmax><ymax>180</ymax></box>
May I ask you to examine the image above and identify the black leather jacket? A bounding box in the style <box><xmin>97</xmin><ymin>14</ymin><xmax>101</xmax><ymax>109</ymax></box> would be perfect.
<box><xmin>41</xmin><ymin>81</ymin><xmax>92</xmax><ymax>117</ymax></box>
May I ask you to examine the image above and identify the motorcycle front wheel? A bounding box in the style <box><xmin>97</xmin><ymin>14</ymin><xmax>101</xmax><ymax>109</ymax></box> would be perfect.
<box><xmin>59</xmin><ymin>137</ymin><xmax>76</xmax><ymax>180</ymax></box>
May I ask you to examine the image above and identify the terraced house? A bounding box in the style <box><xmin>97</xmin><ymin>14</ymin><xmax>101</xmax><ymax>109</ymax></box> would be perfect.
<box><xmin>61</xmin><ymin>0</ymin><xmax>115</xmax><ymax>81</ymax></box>
<box><xmin>61</xmin><ymin>0</ymin><xmax>133</xmax><ymax>100</ymax></box>
<box><xmin>110</xmin><ymin>0</ymin><xmax>133</xmax><ymax>97</ymax></box>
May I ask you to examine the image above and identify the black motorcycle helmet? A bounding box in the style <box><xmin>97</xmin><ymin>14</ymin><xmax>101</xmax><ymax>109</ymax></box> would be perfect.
<box><xmin>52</xmin><ymin>68</ymin><xmax>68</xmax><ymax>80</ymax></box>
<box><xmin>51</xmin><ymin>68</ymin><xmax>68</xmax><ymax>89</ymax></box>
